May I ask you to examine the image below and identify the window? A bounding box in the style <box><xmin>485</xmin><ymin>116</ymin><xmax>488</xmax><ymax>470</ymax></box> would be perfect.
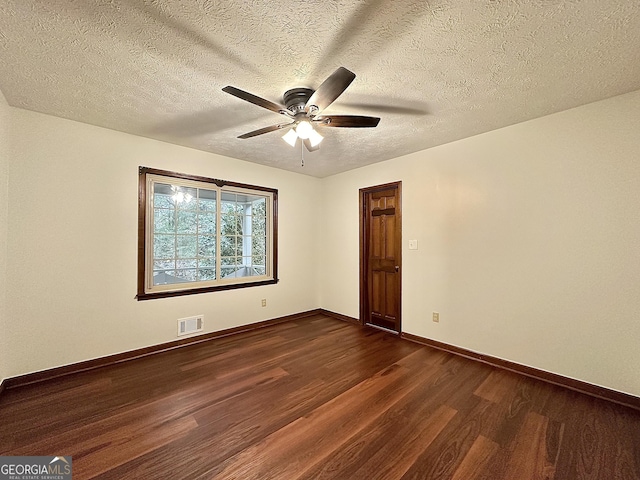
<box><xmin>137</xmin><ymin>167</ymin><xmax>278</xmax><ymax>300</ymax></box>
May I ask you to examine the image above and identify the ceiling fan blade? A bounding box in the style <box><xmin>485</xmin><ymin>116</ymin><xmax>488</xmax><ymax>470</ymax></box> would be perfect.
<box><xmin>222</xmin><ymin>86</ymin><xmax>287</xmax><ymax>115</ymax></box>
<box><xmin>303</xmin><ymin>138</ymin><xmax>320</xmax><ymax>152</ymax></box>
<box><xmin>339</xmin><ymin>102</ymin><xmax>428</xmax><ymax>116</ymax></box>
<box><xmin>316</xmin><ymin>115</ymin><xmax>380</xmax><ymax>128</ymax></box>
<box><xmin>305</xmin><ymin>67</ymin><xmax>356</xmax><ymax>114</ymax></box>
<box><xmin>238</xmin><ymin>123</ymin><xmax>294</xmax><ymax>139</ymax></box>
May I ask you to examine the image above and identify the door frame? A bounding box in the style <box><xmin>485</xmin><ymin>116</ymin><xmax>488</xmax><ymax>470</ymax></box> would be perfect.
<box><xmin>359</xmin><ymin>181</ymin><xmax>402</xmax><ymax>333</ymax></box>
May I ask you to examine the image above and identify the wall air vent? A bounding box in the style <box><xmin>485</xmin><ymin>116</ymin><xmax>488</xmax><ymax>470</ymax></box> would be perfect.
<box><xmin>177</xmin><ymin>315</ymin><xmax>204</xmax><ymax>336</ymax></box>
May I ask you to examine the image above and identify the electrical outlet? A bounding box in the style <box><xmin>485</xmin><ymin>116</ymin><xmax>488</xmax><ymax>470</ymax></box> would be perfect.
<box><xmin>261</xmin><ymin>299</ymin><xmax>267</xmax><ymax>307</ymax></box>
<box><xmin>432</xmin><ymin>312</ymin><xmax>439</xmax><ymax>323</ymax></box>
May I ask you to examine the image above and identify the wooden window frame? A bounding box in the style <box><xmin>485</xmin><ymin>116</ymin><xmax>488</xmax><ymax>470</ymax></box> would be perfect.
<box><xmin>137</xmin><ymin>167</ymin><xmax>278</xmax><ymax>300</ymax></box>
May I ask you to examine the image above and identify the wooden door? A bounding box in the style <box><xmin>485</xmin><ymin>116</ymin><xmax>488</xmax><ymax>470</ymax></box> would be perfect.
<box><xmin>360</xmin><ymin>182</ymin><xmax>401</xmax><ymax>333</ymax></box>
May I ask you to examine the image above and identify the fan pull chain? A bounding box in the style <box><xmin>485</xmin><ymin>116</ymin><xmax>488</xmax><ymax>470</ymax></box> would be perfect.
<box><xmin>300</xmin><ymin>138</ymin><xmax>304</xmax><ymax>167</ymax></box>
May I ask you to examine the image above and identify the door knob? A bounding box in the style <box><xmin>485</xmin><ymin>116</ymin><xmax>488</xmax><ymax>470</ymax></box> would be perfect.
<box><xmin>395</xmin><ymin>266</ymin><xmax>399</xmax><ymax>272</ymax></box>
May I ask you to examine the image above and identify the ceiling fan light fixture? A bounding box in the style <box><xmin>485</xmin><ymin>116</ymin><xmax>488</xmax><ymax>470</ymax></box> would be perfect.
<box><xmin>282</xmin><ymin>128</ymin><xmax>298</xmax><ymax>147</ymax></box>
<box><xmin>308</xmin><ymin>128</ymin><xmax>323</xmax><ymax>147</ymax></box>
<box><xmin>295</xmin><ymin>120</ymin><xmax>313</xmax><ymax>139</ymax></box>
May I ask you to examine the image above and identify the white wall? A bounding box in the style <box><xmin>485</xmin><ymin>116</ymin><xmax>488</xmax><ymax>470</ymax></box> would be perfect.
<box><xmin>320</xmin><ymin>89</ymin><xmax>640</xmax><ymax>396</ymax></box>
<box><xmin>5</xmin><ymin>109</ymin><xmax>321</xmax><ymax>378</ymax></box>
<box><xmin>0</xmin><ymin>90</ymin><xmax>9</xmax><ymax>383</ymax></box>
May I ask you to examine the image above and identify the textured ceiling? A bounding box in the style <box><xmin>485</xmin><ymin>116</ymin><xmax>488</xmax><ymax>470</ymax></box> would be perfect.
<box><xmin>1</xmin><ymin>1</ymin><xmax>639</xmax><ymax>177</ymax></box>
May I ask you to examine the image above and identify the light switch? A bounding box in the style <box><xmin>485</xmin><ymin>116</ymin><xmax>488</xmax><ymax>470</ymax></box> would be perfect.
<box><xmin>408</xmin><ymin>239</ymin><xmax>418</xmax><ymax>250</ymax></box>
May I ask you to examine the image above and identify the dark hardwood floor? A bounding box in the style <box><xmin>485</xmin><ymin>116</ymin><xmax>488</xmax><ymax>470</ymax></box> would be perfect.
<box><xmin>1</xmin><ymin>314</ymin><xmax>639</xmax><ymax>479</ymax></box>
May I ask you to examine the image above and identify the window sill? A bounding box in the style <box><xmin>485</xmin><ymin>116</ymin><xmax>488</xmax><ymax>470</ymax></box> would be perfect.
<box><xmin>136</xmin><ymin>277</ymin><xmax>279</xmax><ymax>301</ymax></box>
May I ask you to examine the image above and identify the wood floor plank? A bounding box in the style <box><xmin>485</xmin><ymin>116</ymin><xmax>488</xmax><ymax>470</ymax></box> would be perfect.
<box><xmin>450</xmin><ymin>435</ymin><xmax>500</xmax><ymax>480</ymax></box>
<box><xmin>474</xmin><ymin>369</ymin><xmax>517</xmax><ymax>403</ymax></box>
<box><xmin>1</xmin><ymin>315</ymin><xmax>639</xmax><ymax>480</ymax></box>
<box><xmin>348</xmin><ymin>404</ymin><xmax>457</xmax><ymax>480</ymax></box>
<box><xmin>563</xmin><ymin>400</ymin><xmax>639</xmax><ymax>480</ymax></box>
<box><xmin>399</xmin><ymin>395</ymin><xmax>492</xmax><ymax>480</ymax></box>
<box><xmin>500</xmin><ymin>411</ymin><xmax>558</xmax><ymax>480</ymax></box>
<box><xmin>486</xmin><ymin>374</ymin><xmax>538</xmax><ymax>447</ymax></box>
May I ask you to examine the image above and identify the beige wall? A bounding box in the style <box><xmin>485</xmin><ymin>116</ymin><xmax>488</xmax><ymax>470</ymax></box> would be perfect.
<box><xmin>5</xmin><ymin>109</ymin><xmax>321</xmax><ymax>377</ymax></box>
<box><xmin>0</xmin><ymin>90</ymin><xmax>9</xmax><ymax>383</ymax></box>
<box><xmin>320</xmin><ymin>90</ymin><xmax>640</xmax><ymax>396</ymax></box>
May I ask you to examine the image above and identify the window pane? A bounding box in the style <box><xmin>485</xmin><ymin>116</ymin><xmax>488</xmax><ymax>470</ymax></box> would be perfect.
<box><xmin>252</xmin><ymin>214</ymin><xmax>266</xmax><ymax>236</ymax></box>
<box><xmin>177</xmin><ymin>211</ymin><xmax>197</xmax><ymax>234</ymax></box>
<box><xmin>221</xmin><ymin>236</ymin><xmax>236</xmax><ymax>257</ymax></box>
<box><xmin>220</xmin><ymin>258</ymin><xmax>235</xmax><ymax>278</ymax></box>
<box><xmin>233</xmin><ymin>268</ymin><xmax>250</xmax><ymax>278</ymax></box>
<box><xmin>220</xmin><ymin>256</ymin><xmax>242</xmax><ymax>278</ymax></box>
<box><xmin>154</xmin><ymin>208</ymin><xmax>174</xmax><ymax>233</ymax></box>
<box><xmin>153</xmin><ymin>185</ymin><xmax>174</xmax><ymax>209</ymax></box>
<box><xmin>175</xmin><ymin>269</ymin><xmax>197</xmax><ymax>282</ymax></box>
<box><xmin>177</xmin><ymin>235</ymin><xmax>197</xmax><ymax>258</ymax></box>
<box><xmin>154</xmin><ymin>183</ymin><xmax>198</xmax><ymax>210</ymax></box>
<box><xmin>175</xmin><ymin>187</ymin><xmax>198</xmax><ymax>210</ymax></box>
<box><xmin>198</xmin><ymin>268</ymin><xmax>216</xmax><ymax>281</ymax></box>
<box><xmin>235</xmin><ymin>236</ymin><xmax>244</xmax><ymax>256</ymax></box>
<box><xmin>198</xmin><ymin>235</ymin><xmax>216</xmax><ymax>257</ymax></box>
<box><xmin>154</xmin><ymin>234</ymin><xmax>175</xmax><ymax>259</ymax></box>
<box><xmin>221</xmin><ymin>257</ymin><xmax>250</xmax><ymax>278</ymax></box>
<box><xmin>177</xmin><ymin>259</ymin><xmax>197</xmax><ymax>269</ymax></box>
<box><xmin>252</xmin><ymin>197</ymin><xmax>266</xmax><ymax>216</ymax></box>
<box><xmin>198</xmin><ymin>197</ymin><xmax>216</xmax><ymax>212</ymax></box>
<box><xmin>153</xmin><ymin>270</ymin><xmax>176</xmax><ymax>285</ymax></box>
<box><xmin>221</xmin><ymin>193</ymin><xmax>236</xmax><ymax>213</ymax></box>
<box><xmin>221</xmin><ymin>212</ymin><xmax>237</xmax><ymax>235</ymax></box>
<box><xmin>198</xmin><ymin>212</ymin><xmax>216</xmax><ymax>234</ymax></box>
<box><xmin>241</xmin><ymin>256</ymin><xmax>253</xmax><ymax>275</ymax></box>
<box><xmin>242</xmin><ymin>235</ymin><xmax>252</xmax><ymax>256</ymax></box>
<box><xmin>252</xmin><ymin>236</ymin><xmax>265</xmax><ymax>257</ymax></box>
<box><xmin>154</xmin><ymin>259</ymin><xmax>174</xmax><ymax>271</ymax></box>
<box><xmin>198</xmin><ymin>257</ymin><xmax>215</xmax><ymax>268</ymax></box>
<box><xmin>236</xmin><ymin>213</ymin><xmax>244</xmax><ymax>235</ymax></box>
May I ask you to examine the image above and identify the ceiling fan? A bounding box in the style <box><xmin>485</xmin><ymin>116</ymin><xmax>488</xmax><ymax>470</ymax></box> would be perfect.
<box><xmin>222</xmin><ymin>67</ymin><xmax>380</xmax><ymax>152</ymax></box>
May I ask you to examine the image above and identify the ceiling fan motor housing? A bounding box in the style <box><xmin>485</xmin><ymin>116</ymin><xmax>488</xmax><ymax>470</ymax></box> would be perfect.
<box><xmin>283</xmin><ymin>88</ymin><xmax>314</xmax><ymax>114</ymax></box>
